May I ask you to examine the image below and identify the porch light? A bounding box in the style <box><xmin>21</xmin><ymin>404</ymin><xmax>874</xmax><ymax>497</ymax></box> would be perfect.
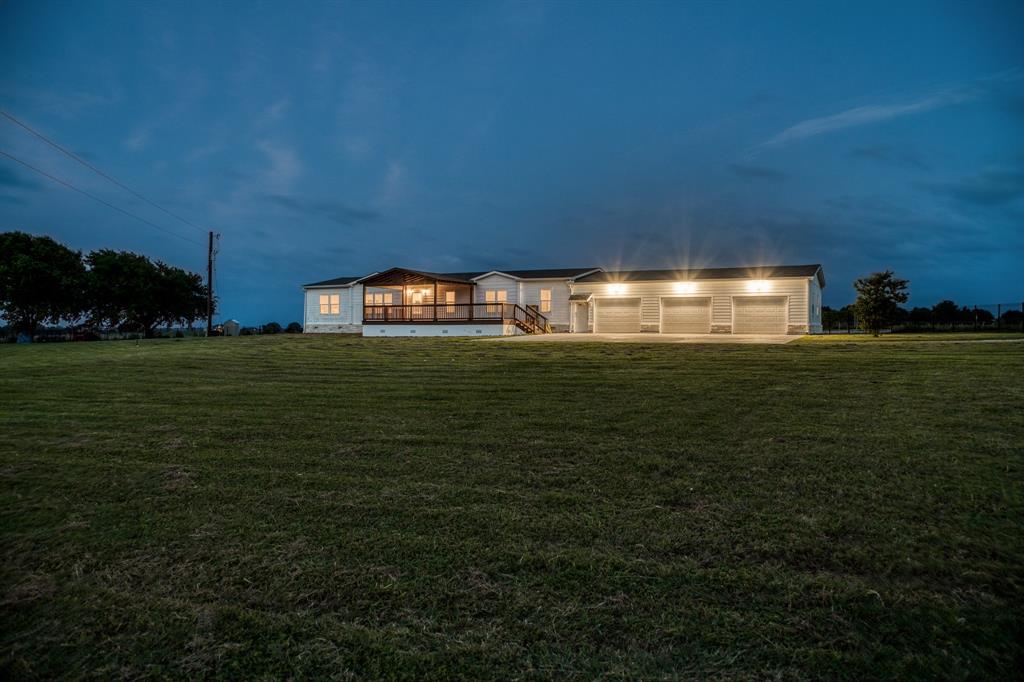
<box><xmin>674</xmin><ymin>282</ymin><xmax>697</xmax><ymax>294</ymax></box>
<box><xmin>747</xmin><ymin>280</ymin><xmax>771</xmax><ymax>292</ymax></box>
<box><xmin>609</xmin><ymin>283</ymin><xmax>627</xmax><ymax>295</ymax></box>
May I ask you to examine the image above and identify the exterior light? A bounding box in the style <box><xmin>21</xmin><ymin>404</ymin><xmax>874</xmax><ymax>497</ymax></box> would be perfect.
<box><xmin>747</xmin><ymin>280</ymin><xmax>770</xmax><ymax>292</ymax></box>
<box><xmin>609</xmin><ymin>283</ymin><xmax>627</xmax><ymax>295</ymax></box>
<box><xmin>674</xmin><ymin>282</ymin><xmax>696</xmax><ymax>294</ymax></box>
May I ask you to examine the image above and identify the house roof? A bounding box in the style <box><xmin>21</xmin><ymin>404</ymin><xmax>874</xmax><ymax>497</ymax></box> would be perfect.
<box><xmin>303</xmin><ymin>267</ymin><xmax>601</xmax><ymax>288</ymax></box>
<box><xmin>575</xmin><ymin>264</ymin><xmax>825</xmax><ymax>287</ymax></box>
<box><xmin>302</xmin><ymin>275</ymin><xmax>366</xmax><ymax>288</ymax></box>
<box><xmin>358</xmin><ymin>267</ymin><xmax>477</xmax><ymax>286</ymax></box>
<box><xmin>472</xmin><ymin>267</ymin><xmax>600</xmax><ymax>280</ymax></box>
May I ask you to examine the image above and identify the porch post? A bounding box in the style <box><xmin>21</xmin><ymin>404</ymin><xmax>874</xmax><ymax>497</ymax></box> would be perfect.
<box><xmin>433</xmin><ymin>281</ymin><xmax>438</xmax><ymax>322</ymax></box>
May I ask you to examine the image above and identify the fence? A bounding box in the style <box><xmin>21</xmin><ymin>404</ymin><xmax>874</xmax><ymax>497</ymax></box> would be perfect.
<box><xmin>822</xmin><ymin>302</ymin><xmax>1024</xmax><ymax>333</ymax></box>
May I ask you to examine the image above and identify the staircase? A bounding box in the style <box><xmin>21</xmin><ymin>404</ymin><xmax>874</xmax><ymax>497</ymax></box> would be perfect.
<box><xmin>506</xmin><ymin>304</ymin><xmax>551</xmax><ymax>334</ymax></box>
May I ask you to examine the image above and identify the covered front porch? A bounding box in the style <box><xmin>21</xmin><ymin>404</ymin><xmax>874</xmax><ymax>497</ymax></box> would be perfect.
<box><xmin>359</xmin><ymin>268</ymin><xmax>550</xmax><ymax>334</ymax></box>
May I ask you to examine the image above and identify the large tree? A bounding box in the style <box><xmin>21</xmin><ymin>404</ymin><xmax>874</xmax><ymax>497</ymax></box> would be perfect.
<box><xmin>853</xmin><ymin>270</ymin><xmax>909</xmax><ymax>336</ymax></box>
<box><xmin>86</xmin><ymin>250</ymin><xmax>207</xmax><ymax>337</ymax></box>
<box><xmin>0</xmin><ymin>231</ymin><xmax>86</xmax><ymax>339</ymax></box>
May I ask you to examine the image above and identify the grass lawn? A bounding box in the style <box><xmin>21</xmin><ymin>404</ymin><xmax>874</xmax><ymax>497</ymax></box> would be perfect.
<box><xmin>1</xmin><ymin>335</ymin><xmax>1022</xmax><ymax>679</ymax></box>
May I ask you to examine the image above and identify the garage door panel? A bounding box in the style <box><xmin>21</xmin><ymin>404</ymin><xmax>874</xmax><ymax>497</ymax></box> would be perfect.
<box><xmin>661</xmin><ymin>297</ymin><xmax>711</xmax><ymax>333</ymax></box>
<box><xmin>733</xmin><ymin>296</ymin><xmax>786</xmax><ymax>334</ymax></box>
<box><xmin>596</xmin><ymin>298</ymin><xmax>641</xmax><ymax>333</ymax></box>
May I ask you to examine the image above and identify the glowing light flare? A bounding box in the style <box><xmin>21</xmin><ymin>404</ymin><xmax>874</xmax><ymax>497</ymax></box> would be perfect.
<box><xmin>608</xmin><ymin>283</ymin><xmax>627</xmax><ymax>295</ymax></box>
<box><xmin>674</xmin><ymin>282</ymin><xmax>697</xmax><ymax>294</ymax></box>
<box><xmin>747</xmin><ymin>280</ymin><xmax>771</xmax><ymax>293</ymax></box>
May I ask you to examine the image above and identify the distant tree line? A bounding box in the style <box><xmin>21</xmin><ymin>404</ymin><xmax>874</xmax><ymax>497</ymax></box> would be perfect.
<box><xmin>828</xmin><ymin>269</ymin><xmax>1022</xmax><ymax>334</ymax></box>
<box><xmin>0</xmin><ymin>231</ymin><xmax>209</xmax><ymax>341</ymax></box>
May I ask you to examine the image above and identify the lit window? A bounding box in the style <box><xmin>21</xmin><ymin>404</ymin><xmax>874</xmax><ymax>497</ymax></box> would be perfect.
<box><xmin>364</xmin><ymin>292</ymin><xmax>394</xmax><ymax>306</ymax></box>
<box><xmin>319</xmin><ymin>294</ymin><xmax>340</xmax><ymax>315</ymax></box>
<box><xmin>445</xmin><ymin>290</ymin><xmax>455</xmax><ymax>313</ymax></box>
<box><xmin>485</xmin><ymin>290</ymin><xmax>507</xmax><ymax>313</ymax></box>
<box><xmin>539</xmin><ymin>289</ymin><xmax>552</xmax><ymax>313</ymax></box>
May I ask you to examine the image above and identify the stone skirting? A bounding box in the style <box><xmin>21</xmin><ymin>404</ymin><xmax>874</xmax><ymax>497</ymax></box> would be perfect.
<box><xmin>787</xmin><ymin>324</ymin><xmax>809</xmax><ymax>335</ymax></box>
<box><xmin>710</xmin><ymin>324</ymin><xmax>732</xmax><ymax>334</ymax></box>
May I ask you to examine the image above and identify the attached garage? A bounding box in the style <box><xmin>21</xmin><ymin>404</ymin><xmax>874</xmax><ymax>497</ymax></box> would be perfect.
<box><xmin>594</xmin><ymin>297</ymin><xmax>642</xmax><ymax>333</ymax></box>
<box><xmin>733</xmin><ymin>296</ymin><xmax>787</xmax><ymax>334</ymax></box>
<box><xmin>660</xmin><ymin>297</ymin><xmax>711</xmax><ymax>333</ymax></box>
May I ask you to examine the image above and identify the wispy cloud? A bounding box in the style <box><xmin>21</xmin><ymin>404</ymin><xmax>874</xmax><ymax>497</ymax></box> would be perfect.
<box><xmin>916</xmin><ymin>166</ymin><xmax>1024</xmax><ymax>207</ymax></box>
<box><xmin>255</xmin><ymin>140</ymin><xmax>302</xmax><ymax>194</ymax></box>
<box><xmin>263</xmin><ymin>194</ymin><xmax>379</xmax><ymax>227</ymax></box>
<box><xmin>759</xmin><ymin>88</ymin><xmax>974</xmax><ymax>150</ymax></box>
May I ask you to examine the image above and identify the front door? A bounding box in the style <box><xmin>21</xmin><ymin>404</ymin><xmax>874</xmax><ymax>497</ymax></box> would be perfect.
<box><xmin>573</xmin><ymin>303</ymin><xmax>590</xmax><ymax>332</ymax></box>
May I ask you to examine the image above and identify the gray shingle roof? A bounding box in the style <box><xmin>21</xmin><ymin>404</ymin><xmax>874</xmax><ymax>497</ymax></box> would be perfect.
<box><xmin>302</xmin><ymin>275</ymin><xmax>365</xmax><ymax>288</ymax></box>
<box><xmin>574</xmin><ymin>264</ymin><xmax>825</xmax><ymax>287</ymax></box>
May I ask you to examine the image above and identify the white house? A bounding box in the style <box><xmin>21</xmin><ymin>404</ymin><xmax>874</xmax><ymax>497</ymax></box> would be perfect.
<box><xmin>302</xmin><ymin>264</ymin><xmax>824</xmax><ymax>337</ymax></box>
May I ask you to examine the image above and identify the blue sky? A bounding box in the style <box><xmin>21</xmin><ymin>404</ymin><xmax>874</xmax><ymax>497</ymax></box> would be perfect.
<box><xmin>2</xmin><ymin>0</ymin><xmax>1022</xmax><ymax>324</ymax></box>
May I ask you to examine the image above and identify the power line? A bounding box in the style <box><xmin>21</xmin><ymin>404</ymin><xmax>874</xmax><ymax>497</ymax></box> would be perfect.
<box><xmin>0</xmin><ymin>149</ymin><xmax>205</xmax><ymax>247</ymax></box>
<box><xmin>1</xmin><ymin>109</ymin><xmax>208</xmax><ymax>237</ymax></box>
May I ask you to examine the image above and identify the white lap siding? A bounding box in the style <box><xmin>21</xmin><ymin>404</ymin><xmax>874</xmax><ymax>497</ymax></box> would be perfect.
<box><xmin>303</xmin><ymin>284</ymin><xmax>363</xmax><ymax>332</ymax></box>
<box><xmin>570</xmin><ymin>278</ymin><xmax>814</xmax><ymax>333</ymax></box>
<box><xmin>518</xmin><ymin>279</ymin><xmax>572</xmax><ymax>331</ymax></box>
<box><xmin>473</xmin><ymin>274</ymin><xmax>519</xmax><ymax>305</ymax></box>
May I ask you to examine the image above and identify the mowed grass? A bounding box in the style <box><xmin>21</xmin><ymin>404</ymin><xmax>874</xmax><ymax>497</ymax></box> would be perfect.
<box><xmin>1</xmin><ymin>335</ymin><xmax>1021</xmax><ymax>680</ymax></box>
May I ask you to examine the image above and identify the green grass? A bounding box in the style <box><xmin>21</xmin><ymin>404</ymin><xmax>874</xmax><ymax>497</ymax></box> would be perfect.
<box><xmin>1</xmin><ymin>335</ymin><xmax>1021</xmax><ymax>679</ymax></box>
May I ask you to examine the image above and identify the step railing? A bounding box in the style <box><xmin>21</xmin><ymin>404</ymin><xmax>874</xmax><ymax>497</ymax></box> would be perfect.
<box><xmin>363</xmin><ymin>302</ymin><xmax>550</xmax><ymax>333</ymax></box>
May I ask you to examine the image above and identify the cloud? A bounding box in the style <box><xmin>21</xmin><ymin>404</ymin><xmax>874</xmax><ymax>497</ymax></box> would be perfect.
<box><xmin>849</xmin><ymin>144</ymin><xmax>928</xmax><ymax>170</ymax></box>
<box><xmin>759</xmin><ymin>87</ymin><xmax>976</xmax><ymax>150</ymax></box>
<box><xmin>264</xmin><ymin>194</ymin><xmax>379</xmax><ymax>226</ymax></box>
<box><xmin>917</xmin><ymin>167</ymin><xmax>1024</xmax><ymax>207</ymax></box>
<box><xmin>0</xmin><ymin>166</ymin><xmax>43</xmax><ymax>191</ymax></box>
<box><xmin>729</xmin><ymin>163</ymin><xmax>788</xmax><ymax>181</ymax></box>
<box><xmin>255</xmin><ymin>140</ymin><xmax>302</xmax><ymax>194</ymax></box>
<box><xmin>124</xmin><ymin>127</ymin><xmax>151</xmax><ymax>152</ymax></box>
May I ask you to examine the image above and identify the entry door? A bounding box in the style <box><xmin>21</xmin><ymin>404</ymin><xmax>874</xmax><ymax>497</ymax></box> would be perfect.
<box><xmin>595</xmin><ymin>298</ymin><xmax>642</xmax><ymax>333</ymax></box>
<box><xmin>573</xmin><ymin>303</ymin><xmax>590</xmax><ymax>332</ymax></box>
<box><xmin>660</xmin><ymin>297</ymin><xmax>711</xmax><ymax>333</ymax></box>
<box><xmin>733</xmin><ymin>296</ymin><xmax>787</xmax><ymax>333</ymax></box>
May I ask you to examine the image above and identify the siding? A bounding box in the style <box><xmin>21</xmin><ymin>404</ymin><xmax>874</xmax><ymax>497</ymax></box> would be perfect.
<box><xmin>571</xmin><ymin>278</ymin><xmax>814</xmax><ymax>332</ymax></box>
<box><xmin>473</xmin><ymin>274</ymin><xmax>519</xmax><ymax>305</ymax></box>
<box><xmin>304</xmin><ymin>284</ymin><xmax>363</xmax><ymax>330</ymax></box>
<box><xmin>518</xmin><ymin>279</ymin><xmax>572</xmax><ymax>329</ymax></box>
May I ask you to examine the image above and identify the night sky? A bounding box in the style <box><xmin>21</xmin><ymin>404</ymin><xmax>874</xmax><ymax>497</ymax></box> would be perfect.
<box><xmin>2</xmin><ymin>0</ymin><xmax>1022</xmax><ymax>325</ymax></box>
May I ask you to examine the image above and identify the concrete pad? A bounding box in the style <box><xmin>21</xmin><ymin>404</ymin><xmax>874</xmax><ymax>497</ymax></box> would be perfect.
<box><xmin>486</xmin><ymin>333</ymin><xmax>800</xmax><ymax>344</ymax></box>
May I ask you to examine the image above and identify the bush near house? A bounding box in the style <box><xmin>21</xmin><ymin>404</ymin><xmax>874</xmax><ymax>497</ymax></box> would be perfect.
<box><xmin>1</xmin><ymin>335</ymin><xmax>1021</xmax><ymax>679</ymax></box>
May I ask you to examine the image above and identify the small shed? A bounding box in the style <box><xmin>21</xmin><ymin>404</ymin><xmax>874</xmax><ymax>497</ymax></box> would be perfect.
<box><xmin>222</xmin><ymin>319</ymin><xmax>241</xmax><ymax>337</ymax></box>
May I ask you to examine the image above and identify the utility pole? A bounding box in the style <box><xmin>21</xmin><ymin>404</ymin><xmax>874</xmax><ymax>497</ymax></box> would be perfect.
<box><xmin>206</xmin><ymin>231</ymin><xmax>215</xmax><ymax>336</ymax></box>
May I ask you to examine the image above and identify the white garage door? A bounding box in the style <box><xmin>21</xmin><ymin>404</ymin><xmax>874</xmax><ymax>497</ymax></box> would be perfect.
<box><xmin>595</xmin><ymin>298</ymin><xmax>641</xmax><ymax>333</ymax></box>
<box><xmin>660</xmin><ymin>297</ymin><xmax>711</xmax><ymax>333</ymax></box>
<box><xmin>733</xmin><ymin>296</ymin><xmax>787</xmax><ymax>334</ymax></box>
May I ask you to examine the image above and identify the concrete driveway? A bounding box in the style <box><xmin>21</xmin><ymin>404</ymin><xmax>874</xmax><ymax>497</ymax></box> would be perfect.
<box><xmin>489</xmin><ymin>333</ymin><xmax>800</xmax><ymax>344</ymax></box>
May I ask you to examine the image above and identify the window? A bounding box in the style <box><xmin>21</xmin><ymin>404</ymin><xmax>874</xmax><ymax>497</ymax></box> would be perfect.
<box><xmin>485</xmin><ymin>289</ymin><xmax>507</xmax><ymax>313</ymax></box>
<box><xmin>485</xmin><ymin>290</ymin><xmax>507</xmax><ymax>303</ymax></box>
<box><xmin>445</xmin><ymin>290</ymin><xmax>455</xmax><ymax>313</ymax></box>
<box><xmin>539</xmin><ymin>289</ymin><xmax>552</xmax><ymax>313</ymax></box>
<box><xmin>364</xmin><ymin>292</ymin><xmax>394</xmax><ymax>306</ymax></box>
<box><xmin>319</xmin><ymin>294</ymin><xmax>340</xmax><ymax>315</ymax></box>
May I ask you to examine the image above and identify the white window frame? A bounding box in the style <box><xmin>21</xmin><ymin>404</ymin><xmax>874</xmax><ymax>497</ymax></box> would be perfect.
<box><xmin>319</xmin><ymin>293</ymin><xmax>340</xmax><ymax>315</ymax></box>
<box><xmin>539</xmin><ymin>288</ymin><xmax>552</xmax><ymax>313</ymax></box>
<box><xmin>485</xmin><ymin>289</ymin><xmax>507</xmax><ymax>313</ymax></box>
<box><xmin>364</xmin><ymin>292</ymin><xmax>394</xmax><ymax>306</ymax></box>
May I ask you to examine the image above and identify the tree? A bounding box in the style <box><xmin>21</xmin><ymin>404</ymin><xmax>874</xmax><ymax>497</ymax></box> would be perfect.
<box><xmin>86</xmin><ymin>250</ymin><xmax>207</xmax><ymax>337</ymax></box>
<box><xmin>0</xmin><ymin>231</ymin><xmax>86</xmax><ymax>339</ymax></box>
<box><xmin>909</xmin><ymin>307</ymin><xmax>932</xmax><ymax>328</ymax></box>
<box><xmin>931</xmin><ymin>300</ymin><xmax>959</xmax><ymax>327</ymax></box>
<box><xmin>262</xmin><ymin>321</ymin><xmax>283</xmax><ymax>334</ymax></box>
<box><xmin>285</xmin><ymin>321</ymin><xmax>303</xmax><ymax>333</ymax></box>
<box><xmin>853</xmin><ymin>270</ymin><xmax>909</xmax><ymax>336</ymax></box>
